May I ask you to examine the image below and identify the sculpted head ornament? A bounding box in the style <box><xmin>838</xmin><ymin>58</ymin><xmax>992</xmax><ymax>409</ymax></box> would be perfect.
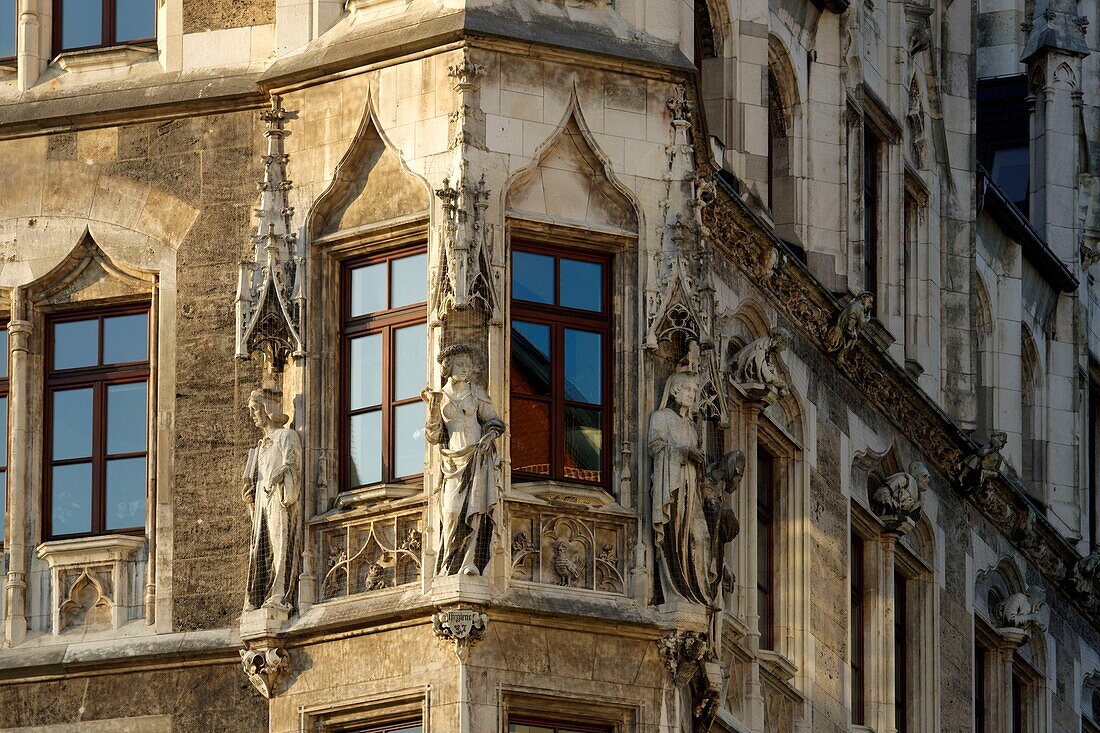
<box><xmin>248</xmin><ymin>388</ymin><xmax>289</xmax><ymax>428</ymax></box>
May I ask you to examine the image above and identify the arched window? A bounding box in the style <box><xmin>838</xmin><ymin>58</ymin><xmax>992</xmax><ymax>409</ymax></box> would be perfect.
<box><xmin>767</xmin><ymin>41</ymin><xmax>800</xmax><ymax>243</ymax></box>
<box><xmin>1021</xmin><ymin>327</ymin><xmax>1044</xmax><ymax>505</ymax></box>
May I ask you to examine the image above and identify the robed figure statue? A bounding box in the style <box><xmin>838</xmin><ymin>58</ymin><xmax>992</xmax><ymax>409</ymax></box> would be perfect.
<box><xmin>241</xmin><ymin>388</ymin><xmax>302</xmax><ymax>612</ymax></box>
<box><xmin>423</xmin><ymin>344</ymin><xmax>505</xmax><ymax>577</ymax></box>
<box><xmin>650</xmin><ymin>358</ymin><xmax>723</xmax><ymax>607</ymax></box>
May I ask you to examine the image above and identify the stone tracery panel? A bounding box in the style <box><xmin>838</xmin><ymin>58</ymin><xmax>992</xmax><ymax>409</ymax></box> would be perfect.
<box><xmin>509</xmin><ymin>505</ymin><xmax>632</xmax><ymax>595</ymax></box>
<box><xmin>318</xmin><ymin>508</ymin><xmax>424</xmax><ymax>600</ymax></box>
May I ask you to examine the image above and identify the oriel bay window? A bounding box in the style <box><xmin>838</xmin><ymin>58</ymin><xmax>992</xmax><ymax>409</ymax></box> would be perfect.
<box><xmin>343</xmin><ymin>249</ymin><xmax>427</xmax><ymax>489</ymax></box>
<box><xmin>46</xmin><ymin>309</ymin><xmax>149</xmax><ymax>538</ymax></box>
<box><xmin>53</xmin><ymin>0</ymin><xmax>156</xmax><ymax>54</ymax></box>
<box><xmin>510</xmin><ymin>247</ymin><xmax>611</xmax><ymax>486</ymax></box>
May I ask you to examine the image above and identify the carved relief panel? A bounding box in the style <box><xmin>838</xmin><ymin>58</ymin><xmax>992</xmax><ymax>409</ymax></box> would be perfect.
<box><xmin>509</xmin><ymin>506</ymin><xmax>632</xmax><ymax>595</ymax></box>
<box><xmin>319</xmin><ymin>508</ymin><xmax>424</xmax><ymax>600</ymax></box>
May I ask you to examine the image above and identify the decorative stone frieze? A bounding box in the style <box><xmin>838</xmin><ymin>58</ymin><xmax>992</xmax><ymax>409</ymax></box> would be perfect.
<box><xmin>432</xmin><ymin>606</ymin><xmax>488</xmax><ymax>661</ymax></box>
<box><xmin>236</xmin><ymin>95</ymin><xmax>305</xmax><ymax>373</ymax></box>
<box><xmin>424</xmin><ymin>343</ymin><xmax>505</xmax><ymax>578</ymax></box>
<box><xmin>240</xmin><ymin>643</ymin><xmax>291</xmax><ymax>698</ymax></box>
<box><xmin>823</xmin><ymin>291</ymin><xmax>873</xmax><ymax>363</ymax></box>
<box><xmin>871</xmin><ymin>461</ymin><xmax>929</xmax><ymax>532</ymax></box>
<box><xmin>729</xmin><ymin>327</ymin><xmax>790</xmax><ymax>404</ymax></box>
<box><xmin>508</xmin><ymin>507</ymin><xmax>632</xmax><ymax>595</ymax></box>
<box><xmin>36</xmin><ymin>535</ymin><xmax>145</xmax><ymax>634</ymax></box>
<box><xmin>318</xmin><ymin>509</ymin><xmax>424</xmax><ymax>600</ymax></box>
<box><xmin>242</xmin><ymin>388</ymin><xmax>303</xmax><ymax>633</ymax></box>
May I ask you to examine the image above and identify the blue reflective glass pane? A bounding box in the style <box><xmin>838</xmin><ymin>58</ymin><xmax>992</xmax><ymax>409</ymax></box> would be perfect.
<box><xmin>0</xmin><ymin>328</ymin><xmax>8</xmax><ymax>378</ymax></box>
<box><xmin>511</xmin><ymin>321</ymin><xmax>551</xmax><ymax>396</ymax></box>
<box><xmin>394</xmin><ymin>324</ymin><xmax>426</xmax><ymax>401</ymax></box>
<box><xmin>53</xmin><ymin>319</ymin><xmax>98</xmax><ymax>370</ymax></box>
<box><xmin>60</xmin><ymin>0</ymin><xmax>103</xmax><ymax>50</ymax></box>
<box><xmin>115</xmin><ymin>0</ymin><xmax>155</xmax><ymax>42</ymax></box>
<box><xmin>512</xmin><ymin>251</ymin><xmax>554</xmax><ymax>304</ymax></box>
<box><xmin>351</xmin><ymin>263</ymin><xmax>387</xmax><ymax>316</ymax></box>
<box><xmin>107</xmin><ymin>382</ymin><xmax>147</xmax><ymax>454</ymax></box>
<box><xmin>564</xmin><ymin>329</ymin><xmax>602</xmax><ymax>404</ymax></box>
<box><xmin>348</xmin><ymin>410</ymin><xmax>381</xmax><ymax>487</ymax></box>
<box><xmin>0</xmin><ymin>471</ymin><xmax>5</xmax><ymax>542</ymax></box>
<box><xmin>0</xmin><ymin>0</ymin><xmax>15</xmax><ymax>59</ymax></box>
<box><xmin>390</xmin><ymin>253</ymin><xmax>427</xmax><ymax>309</ymax></box>
<box><xmin>0</xmin><ymin>396</ymin><xmax>8</xmax><ymax>467</ymax></box>
<box><xmin>51</xmin><ymin>462</ymin><xmax>92</xmax><ymax>536</ymax></box>
<box><xmin>350</xmin><ymin>334</ymin><xmax>382</xmax><ymax>410</ymax></box>
<box><xmin>564</xmin><ymin>405</ymin><xmax>602</xmax><ymax>482</ymax></box>
<box><xmin>394</xmin><ymin>402</ymin><xmax>425</xmax><ymax>477</ymax></box>
<box><xmin>52</xmin><ymin>387</ymin><xmax>93</xmax><ymax>460</ymax></box>
<box><xmin>390</xmin><ymin>727</ymin><xmax>424</xmax><ymax>733</ymax></box>
<box><xmin>106</xmin><ymin>457</ymin><xmax>146</xmax><ymax>530</ymax></box>
<box><xmin>559</xmin><ymin>258</ymin><xmax>603</xmax><ymax>311</ymax></box>
<box><xmin>103</xmin><ymin>313</ymin><xmax>148</xmax><ymax>364</ymax></box>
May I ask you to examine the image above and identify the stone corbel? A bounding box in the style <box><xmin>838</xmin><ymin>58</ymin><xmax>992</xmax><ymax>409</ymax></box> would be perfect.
<box><xmin>432</xmin><ymin>606</ymin><xmax>489</xmax><ymax>662</ymax></box>
<box><xmin>240</xmin><ymin>641</ymin><xmax>291</xmax><ymax>698</ymax></box>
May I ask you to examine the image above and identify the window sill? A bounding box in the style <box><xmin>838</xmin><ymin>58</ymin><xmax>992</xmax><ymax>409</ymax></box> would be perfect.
<box><xmin>55</xmin><ymin>44</ymin><xmax>157</xmax><ymax>73</ymax></box>
<box><xmin>36</xmin><ymin>535</ymin><xmax>145</xmax><ymax>636</ymax></box>
<box><xmin>509</xmin><ymin>479</ymin><xmax>630</xmax><ymax>514</ymax></box>
<box><xmin>37</xmin><ymin>534</ymin><xmax>145</xmax><ymax>566</ymax></box>
<box><xmin>331</xmin><ymin>482</ymin><xmax>423</xmax><ymax>511</ymax></box>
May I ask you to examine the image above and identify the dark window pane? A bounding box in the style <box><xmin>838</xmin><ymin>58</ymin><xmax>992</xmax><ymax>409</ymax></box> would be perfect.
<box><xmin>105</xmin><ymin>456</ymin><xmax>145</xmax><ymax>530</ymax></box>
<box><xmin>512</xmin><ymin>251</ymin><xmax>554</xmax><ymax>304</ymax></box>
<box><xmin>0</xmin><ymin>396</ymin><xmax>7</xmax><ymax>467</ymax></box>
<box><xmin>510</xmin><ymin>398</ymin><xmax>550</xmax><ymax>475</ymax></box>
<box><xmin>393</xmin><ymin>402</ymin><xmax>425</xmax><ymax>477</ymax></box>
<box><xmin>559</xmin><ymin>258</ymin><xmax>603</xmax><ymax>311</ymax></box>
<box><xmin>53</xmin><ymin>319</ymin><xmax>98</xmax><ymax>370</ymax></box>
<box><xmin>349</xmin><ymin>334</ymin><xmax>382</xmax><ymax>409</ymax></box>
<box><xmin>564</xmin><ymin>405</ymin><xmax>602</xmax><ymax>482</ymax></box>
<box><xmin>991</xmin><ymin>147</ymin><xmax>1030</xmax><ymax>206</ymax></box>
<box><xmin>115</xmin><ymin>0</ymin><xmax>155</xmax><ymax>42</ymax></box>
<box><xmin>391</xmin><ymin>727</ymin><xmax>424</xmax><ymax>733</ymax></box>
<box><xmin>350</xmin><ymin>262</ymin><xmax>387</xmax><ymax>316</ymax></box>
<box><xmin>107</xmin><ymin>382</ymin><xmax>147</xmax><ymax>454</ymax></box>
<box><xmin>394</xmin><ymin>324</ymin><xmax>426</xmax><ymax>401</ymax></box>
<box><xmin>103</xmin><ymin>313</ymin><xmax>148</xmax><ymax>364</ymax></box>
<box><xmin>0</xmin><ymin>472</ymin><xmax>5</xmax><ymax>542</ymax></box>
<box><xmin>564</xmin><ymin>329</ymin><xmax>602</xmax><ymax>404</ymax></box>
<box><xmin>390</xmin><ymin>253</ymin><xmax>427</xmax><ymax>309</ymax></box>
<box><xmin>0</xmin><ymin>0</ymin><xmax>15</xmax><ymax>59</ymax></box>
<box><xmin>51</xmin><ymin>462</ymin><xmax>92</xmax><ymax>536</ymax></box>
<box><xmin>0</xmin><ymin>328</ymin><xmax>8</xmax><ymax>378</ymax></box>
<box><xmin>511</xmin><ymin>321</ymin><xmax>551</xmax><ymax>396</ymax></box>
<box><xmin>60</xmin><ymin>0</ymin><xmax>103</xmax><ymax>50</ymax></box>
<box><xmin>349</xmin><ymin>410</ymin><xmax>382</xmax><ymax>486</ymax></box>
<box><xmin>52</xmin><ymin>387</ymin><xmax>93</xmax><ymax>460</ymax></box>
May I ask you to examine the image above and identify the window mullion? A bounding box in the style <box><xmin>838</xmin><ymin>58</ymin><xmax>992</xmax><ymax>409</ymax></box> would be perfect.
<box><xmin>382</xmin><ymin>324</ymin><xmax>393</xmax><ymax>483</ymax></box>
<box><xmin>93</xmin><ymin>380</ymin><xmax>106</xmax><ymax>535</ymax></box>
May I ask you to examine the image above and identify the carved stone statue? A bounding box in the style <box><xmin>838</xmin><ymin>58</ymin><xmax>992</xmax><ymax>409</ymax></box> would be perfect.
<box><xmin>998</xmin><ymin>585</ymin><xmax>1046</xmax><ymax>631</ymax></box>
<box><xmin>650</xmin><ymin>351</ymin><xmax>740</xmax><ymax>608</ymax></box>
<box><xmin>824</xmin><ymin>291</ymin><xmax>873</xmax><ymax>362</ymax></box>
<box><xmin>959</xmin><ymin>431</ymin><xmax>1007</xmax><ymax>495</ymax></box>
<box><xmin>705</xmin><ymin>450</ymin><xmax>745</xmax><ymax>590</ymax></box>
<box><xmin>1071</xmin><ymin>551</ymin><xmax>1100</xmax><ymax>608</ymax></box>
<box><xmin>730</xmin><ymin>327</ymin><xmax>790</xmax><ymax>403</ymax></box>
<box><xmin>242</xmin><ymin>389</ymin><xmax>302</xmax><ymax>613</ymax></box>
<box><xmin>424</xmin><ymin>344</ymin><xmax>505</xmax><ymax>577</ymax></box>
<box><xmin>873</xmin><ymin>461</ymin><xmax>929</xmax><ymax>526</ymax></box>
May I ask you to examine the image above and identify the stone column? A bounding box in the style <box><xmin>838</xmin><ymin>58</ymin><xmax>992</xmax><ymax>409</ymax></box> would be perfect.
<box><xmin>16</xmin><ymin>0</ymin><xmax>46</xmax><ymax>91</ymax></box>
<box><xmin>3</xmin><ymin>311</ymin><xmax>30</xmax><ymax>646</ymax></box>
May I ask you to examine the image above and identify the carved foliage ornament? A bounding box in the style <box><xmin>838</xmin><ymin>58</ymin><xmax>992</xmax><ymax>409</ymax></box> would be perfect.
<box><xmin>240</xmin><ymin>644</ymin><xmax>291</xmax><ymax>698</ymax></box>
<box><xmin>236</xmin><ymin>95</ymin><xmax>305</xmax><ymax>373</ymax></box>
<box><xmin>657</xmin><ymin>630</ymin><xmax>723</xmax><ymax>730</ymax></box>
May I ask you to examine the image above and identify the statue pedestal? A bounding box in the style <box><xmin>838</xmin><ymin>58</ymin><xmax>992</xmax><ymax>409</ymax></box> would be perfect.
<box><xmin>657</xmin><ymin>599</ymin><xmax>709</xmax><ymax>631</ymax></box>
<box><xmin>240</xmin><ymin>606</ymin><xmax>290</xmax><ymax>640</ymax></box>
<box><xmin>431</xmin><ymin>573</ymin><xmax>492</xmax><ymax>606</ymax></box>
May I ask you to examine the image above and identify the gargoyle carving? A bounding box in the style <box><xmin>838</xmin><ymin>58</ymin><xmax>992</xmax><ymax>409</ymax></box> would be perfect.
<box><xmin>730</xmin><ymin>327</ymin><xmax>790</xmax><ymax>404</ymax></box>
<box><xmin>240</xmin><ymin>644</ymin><xmax>291</xmax><ymax>699</ymax></box>
<box><xmin>958</xmin><ymin>431</ymin><xmax>1007</xmax><ymax>495</ymax></box>
<box><xmin>997</xmin><ymin>585</ymin><xmax>1046</xmax><ymax>633</ymax></box>
<box><xmin>824</xmin><ymin>291</ymin><xmax>873</xmax><ymax>363</ymax></box>
<box><xmin>872</xmin><ymin>461</ymin><xmax>929</xmax><ymax>531</ymax></box>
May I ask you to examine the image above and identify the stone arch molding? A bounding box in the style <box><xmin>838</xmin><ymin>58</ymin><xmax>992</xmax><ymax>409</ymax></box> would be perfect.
<box><xmin>305</xmin><ymin>90</ymin><xmax>432</xmax><ymax>241</ymax></box>
<box><xmin>23</xmin><ymin>230</ymin><xmax>157</xmax><ymax>306</ymax></box>
<box><xmin>505</xmin><ymin>87</ymin><xmax>639</xmax><ymax>236</ymax></box>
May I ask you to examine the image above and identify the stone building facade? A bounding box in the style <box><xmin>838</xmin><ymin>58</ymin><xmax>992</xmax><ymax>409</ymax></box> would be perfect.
<box><xmin>0</xmin><ymin>0</ymin><xmax>1099</xmax><ymax>731</ymax></box>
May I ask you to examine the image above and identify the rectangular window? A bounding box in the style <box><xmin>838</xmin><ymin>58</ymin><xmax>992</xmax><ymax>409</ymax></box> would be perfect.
<box><xmin>353</xmin><ymin>724</ymin><xmax>421</xmax><ymax>733</ymax></box>
<box><xmin>53</xmin><ymin>0</ymin><xmax>156</xmax><ymax>54</ymax></box>
<box><xmin>1012</xmin><ymin>668</ymin><xmax>1025</xmax><ymax>733</ymax></box>
<box><xmin>895</xmin><ymin>570</ymin><xmax>908</xmax><ymax>733</ymax></box>
<box><xmin>508</xmin><ymin>721</ymin><xmax>611</xmax><ymax>733</ymax></box>
<box><xmin>0</xmin><ymin>0</ymin><xmax>14</xmax><ymax>61</ymax></box>
<box><xmin>46</xmin><ymin>308</ymin><xmax>149</xmax><ymax>539</ymax></box>
<box><xmin>0</xmin><ymin>327</ymin><xmax>7</xmax><ymax>545</ymax></box>
<box><xmin>510</xmin><ymin>246</ymin><xmax>611</xmax><ymax>486</ymax></box>
<box><xmin>851</xmin><ymin>533</ymin><xmax>865</xmax><ymax>725</ymax></box>
<box><xmin>1090</xmin><ymin>372</ymin><xmax>1099</xmax><ymax>551</ymax></box>
<box><xmin>975</xmin><ymin>636</ymin><xmax>988</xmax><ymax>733</ymax></box>
<box><xmin>342</xmin><ymin>249</ymin><xmax>427</xmax><ymax>490</ymax></box>
<box><xmin>863</xmin><ymin>126</ymin><xmax>881</xmax><ymax>304</ymax></box>
<box><xmin>977</xmin><ymin>75</ymin><xmax>1030</xmax><ymax>212</ymax></box>
<box><xmin>757</xmin><ymin>449</ymin><xmax>775</xmax><ymax>650</ymax></box>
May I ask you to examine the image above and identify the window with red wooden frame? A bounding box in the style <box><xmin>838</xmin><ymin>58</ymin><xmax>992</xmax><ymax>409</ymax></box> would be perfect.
<box><xmin>45</xmin><ymin>307</ymin><xmax>149</xmax><ymax>539</ymax></box>
<box><xmin>0</xmin><ymin>326</ymin><xmax>8</xmax><ymax>547</ymax></box>
<box><xmin>0</xmin><ymin>0</ymin><xmax>15</xmax><ymax>63</ymax></box>
<box><xmin>508</xmin><ymin>719</ymin><xmax>612</xmax><ymax>733</ymax></box>
<box><xmin>510</xmin><ymin>245</ymin><xmax>611</xmax><ymax>488</ymax></box>
<box><xmin>757</xmin><ymin>448</ymin><xmax>776</xmax><ymax>650</ymax></box>
<box><xmin>53</xmin><ymin>0</ymin><xmax>155</xmax><ymax>54</ymax></box>
<box><xmin>341</xmin><ymin>248</ymin><xmax>427</xmax><ymax>490</ymax></box>
<box><xmin>346</xmin><ymin>723</ymin><xmax>421</xmax><ymax>733</ymax></box>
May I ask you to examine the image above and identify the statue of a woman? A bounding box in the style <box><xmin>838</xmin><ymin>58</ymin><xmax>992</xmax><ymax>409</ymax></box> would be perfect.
<box><xmin>242</xmin><ymin>388</ymin><xmax>302</xmax><ymax>612</ymax></box>
<box><xmin>650</xmin><ymin>363</ymin><xmax>716</xmax><ymax>606</ymax></box>
<box><xmin>423</xmin><ymin>344</ymin><xmax>505</xmax><ymax>577</ymax></box>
